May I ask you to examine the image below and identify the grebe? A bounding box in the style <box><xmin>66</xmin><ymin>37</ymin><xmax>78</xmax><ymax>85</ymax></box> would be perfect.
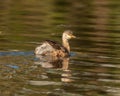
<box><xmin>34</xmin><ymin>30</ymin><xmax>76</xmax><ymax>57</ymax></box>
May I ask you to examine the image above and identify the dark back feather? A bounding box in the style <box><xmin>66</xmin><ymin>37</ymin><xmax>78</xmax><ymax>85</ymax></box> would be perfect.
<box><xmin>45</xmin><ymin>40</ymin><xmax>68</xmax><ymax>53</ymax></box>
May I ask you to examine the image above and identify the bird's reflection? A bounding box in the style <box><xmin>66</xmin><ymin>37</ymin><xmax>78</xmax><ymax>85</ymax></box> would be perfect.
<box><xmin>35</xmin><ymin>55</ymin><xmax>73</xmax><ymax>82</ymax></box>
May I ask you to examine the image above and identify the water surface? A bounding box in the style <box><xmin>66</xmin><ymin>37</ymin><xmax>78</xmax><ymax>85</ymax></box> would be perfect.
<box><xmin>0</xmin><ymin>0</ymin><xmax>120</xmax><ymax>96</ymax></box>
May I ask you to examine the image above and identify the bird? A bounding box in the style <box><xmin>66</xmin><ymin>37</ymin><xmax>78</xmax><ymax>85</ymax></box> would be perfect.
<box><xmin>34</xmin><ymin>30</ymin><xmax>76</xmax><ymax>57</ymax></box>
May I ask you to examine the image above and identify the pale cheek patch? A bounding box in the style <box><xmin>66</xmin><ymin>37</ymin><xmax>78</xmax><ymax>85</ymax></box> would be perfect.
<box><xmin>67</xmin><ymin>35</ymin><xmax>71</xmax><ymax>39</ymax></box>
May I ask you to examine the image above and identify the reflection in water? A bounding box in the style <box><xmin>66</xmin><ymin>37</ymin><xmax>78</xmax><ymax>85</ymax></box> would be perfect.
<box><xmin>35</xmin><ymin>55</ymin><xmax>69</xmax><ymax>70</ymax></box>
<box><xmin>35</xmin><ymin>55</ymin><xmax>73</xmax><ymax>83</ymax></box>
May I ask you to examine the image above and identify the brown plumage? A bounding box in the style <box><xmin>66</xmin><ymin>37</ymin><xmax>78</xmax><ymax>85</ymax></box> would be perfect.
<box><xmin>34</xmin><ymin>30</ymin><xmax>76</xmax><ymax>57</ymax></box>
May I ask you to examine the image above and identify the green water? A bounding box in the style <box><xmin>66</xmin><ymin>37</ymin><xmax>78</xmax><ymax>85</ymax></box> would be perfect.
<box><xmin>0</xmin><ymin>0</ymin><xmax>120</xmax><ymax>96</ymax></box>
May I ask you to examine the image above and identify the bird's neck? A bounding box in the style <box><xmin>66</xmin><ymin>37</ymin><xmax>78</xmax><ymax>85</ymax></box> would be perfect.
<box><xmin>62</xmin><ymin>37</ymin><xmax>70</xmax><ymax>53</ymax></box>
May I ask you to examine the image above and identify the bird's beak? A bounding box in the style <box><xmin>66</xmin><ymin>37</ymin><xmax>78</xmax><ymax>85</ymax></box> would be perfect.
<box><xmin>71</xmin><ymin>34</ymin><xmax>76</xmax><ymax>38</ymax></box>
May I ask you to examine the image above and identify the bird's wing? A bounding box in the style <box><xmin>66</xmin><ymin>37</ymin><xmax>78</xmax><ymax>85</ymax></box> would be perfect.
<box><xmin>45</xmin><ymin>40</ymin><xmax>67</xmax><ymax>52</ymax></box>
<box><xmin>35</xmin><ymin>40</ymin><xmax>68</xmax><ymax>55</ymax></box>
<box><xmin>35</xmin><ymin>41</ymin><xmax>55</xmax><ymax>55</ymax></box>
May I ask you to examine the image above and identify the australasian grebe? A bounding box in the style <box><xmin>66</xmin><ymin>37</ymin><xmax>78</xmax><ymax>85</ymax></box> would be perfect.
<box><xmin>34</xmin><ymin>30</ymin><xmax>76</xmax><ymax>57</ymax></box>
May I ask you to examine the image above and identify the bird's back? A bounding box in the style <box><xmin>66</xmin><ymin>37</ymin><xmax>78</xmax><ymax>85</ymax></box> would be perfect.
<box><xmin>34</xmin><ymin>40</ymin><xmax>69</xmax><ymax>57</ymax></box>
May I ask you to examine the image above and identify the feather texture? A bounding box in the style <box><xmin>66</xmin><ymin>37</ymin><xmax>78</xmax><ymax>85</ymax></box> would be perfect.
<box><xmin>34</xmin><ymin>30</ymin><xmax>75</xmax><ymax>57</ymax></box>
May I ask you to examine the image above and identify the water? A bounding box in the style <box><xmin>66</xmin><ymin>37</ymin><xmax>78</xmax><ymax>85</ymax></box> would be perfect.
<box><xmin>0</xmin><ymin>0</ymin><xmax>120</xmax><ymax>96</ymax></box>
